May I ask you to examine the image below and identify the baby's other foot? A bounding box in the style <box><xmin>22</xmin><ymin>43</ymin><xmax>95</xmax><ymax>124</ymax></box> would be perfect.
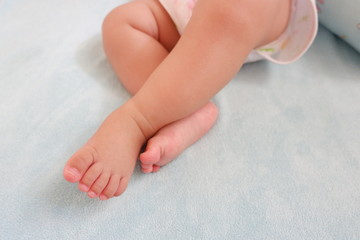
<box><xmin>63</xmin><ymin>106</ymin><xmax>146</xmax><ymax>200</ymax></box>
<box><xmin>139</xmin><ymin>102</ymin><xmax>218</xmax><ymax>173</ymax></box>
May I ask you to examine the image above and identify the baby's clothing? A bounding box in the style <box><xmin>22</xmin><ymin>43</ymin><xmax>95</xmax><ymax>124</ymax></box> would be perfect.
<box><xmin>159</xmin><ymin>0</ymin><xmax>318</xmax><ymax>64</ymax></box>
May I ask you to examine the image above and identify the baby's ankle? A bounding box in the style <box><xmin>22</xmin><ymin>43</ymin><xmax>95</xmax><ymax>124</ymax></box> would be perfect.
<box><xmin>123</xmin><ymin>100</ymin><xmax>158</xmax><ymax>140</ymax></box>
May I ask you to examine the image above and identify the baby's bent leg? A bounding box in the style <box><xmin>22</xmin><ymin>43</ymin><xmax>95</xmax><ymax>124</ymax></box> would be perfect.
<box><xmin>63</xmin><ymin>0</ymin><xmax>220</xmax><ymax>201</ymax></box>
<box><xmin>129</xmin><ymin>0</ymin><xmax>289</xmax><ymax>138</ymax></box>
<box><xmin>102</xmin><ymin>0</ymin><xmax>179</xmax><ymax>95</ymax></box>
<box><xmin>102</xmin><ymin>0</ymin><xmax>218</xmax><ymax>173</ymax></box>
<box><xmin>63</xmin><ymin>0</ymin><xmax>176</xmax><ymax>200</ymax></box>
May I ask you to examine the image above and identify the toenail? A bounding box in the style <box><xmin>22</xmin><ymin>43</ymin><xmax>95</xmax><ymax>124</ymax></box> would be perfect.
<box><xmin>99</xmin><ymin>194</ymin><xmax>108</xmax><ymax>201</ymax></box>
<box><xmin>65</xmin><ymin>167</ymin><xmax>80</xmax><ymax>178</ymax></box>
<box><xmin>78</xmin><ymin>183</ymin><xmax>89</xmax><ymax>192</ymax></box>
<box><xmin>142</xmin><ymin>168</ymin><xmax>152</xmax><ymax>173</ymax></box>
<box><xmin>88</xmin><ymin>191</ymin><xmax>97</xmax><ymax>198</ymax></box>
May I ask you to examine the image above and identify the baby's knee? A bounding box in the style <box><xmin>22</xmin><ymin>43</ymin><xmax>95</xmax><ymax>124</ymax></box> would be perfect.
<box><xmin>102</xmin><ymin>1</ymin><xmax>159</xmax><ymax>39</ymax></box>
<box><xmin>102</xmin><ymin>5</ymin><xmax>128</xmax><ymax>36</ymax></box>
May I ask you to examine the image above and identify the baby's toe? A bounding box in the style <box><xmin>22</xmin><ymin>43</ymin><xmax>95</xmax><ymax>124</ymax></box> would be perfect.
<box><xmin>141</xmin><ymin>163</ymin><xmax>153</xmax><ymax>173</ymax></box>
<box><xmin>152</xmin><ymin>165</ymin><xmax>160</xmax><ymax>172</ymax></box>
<box><xmin>63</xmin><ymin>145</ymin><xmax>97</xmax><ymax>183</ymax></box>
<box><xmin>78</xmin><ymin>162</ymin><xmax>103</xmax><ymax>192</ymax></box>
<box><xmin>99</xmin><ymin>175</ymin><xmax>121</xmax><ymax>200</ymax></box>
<box><xmin>139</xmin><ymin>143</ymin><xmax>161</xmax><ymax>165</ymax></box>
<box><xmin>142</xmin><ymin>168</ymin><xmax>153</xmax><ymax>173</ymax></box>
<box><xmin>87</xmin><ymin>172</ymin><xmax>111</xmax><ymax>198</ymax></box>
<box><xmin>114</xmin><ymin>177</ymin><xmax>129</xmax><ymax>197</ymax></box>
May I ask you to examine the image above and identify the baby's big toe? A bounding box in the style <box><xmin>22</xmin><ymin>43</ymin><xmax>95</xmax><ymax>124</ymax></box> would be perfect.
<box><xmin>63</xmin><ymin>166</ymin><xmax>81</xmax><ymax>183</ymax></box>
<box><xmin>63</xmin><ymin>145</ymin><xmax>96</xmax><ymax>183</ymax></box>
<box><xmin>139</xmin><ymin>144</ymin><xmax>161</xmax><ymax>165</ymax></box>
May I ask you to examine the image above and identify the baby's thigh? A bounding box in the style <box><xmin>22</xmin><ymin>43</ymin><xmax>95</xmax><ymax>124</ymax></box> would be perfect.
<box><xmin>103</xmin><ymin>0</ymin><xmax>180</xmax><ymax>51</ymax></box>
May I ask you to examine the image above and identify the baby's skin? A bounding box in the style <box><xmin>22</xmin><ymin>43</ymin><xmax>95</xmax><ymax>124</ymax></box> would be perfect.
<box><xmin>63</xmin><ymin>0</ymin><xmax>291</xmax><ymax>200</ymax></box>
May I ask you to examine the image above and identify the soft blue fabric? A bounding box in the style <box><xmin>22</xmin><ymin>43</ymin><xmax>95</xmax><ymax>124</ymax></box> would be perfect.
<box><xmin>317</xmin><ymin>0</ymin><xmax>360</xmax><ymax>52</ymax></box>
<box><xmin>1</xmin><ymin>0</ymin><xmax>360</xmax><ymax>239</ymax></box>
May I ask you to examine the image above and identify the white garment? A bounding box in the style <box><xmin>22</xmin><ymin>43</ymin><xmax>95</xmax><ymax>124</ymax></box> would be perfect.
<box><xmin>159</xmin><ymin>0</ymin><xmax>318</xmax><ymax>64</ymax></box>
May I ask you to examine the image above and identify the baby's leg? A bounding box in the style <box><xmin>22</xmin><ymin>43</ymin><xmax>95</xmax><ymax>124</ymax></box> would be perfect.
<box><xmin>102</xmin><ymin>0</ymin><xmax>218</xmax><ymax>173</ymax></box>
<box><xmin>63</xmin><ymin>0</ymin><xmax>218</xmax><ymax>200</ymax></box>
<box><xmin>125</xmin><ymin>0</ymin><xmax>291</xmax><ymax>153</ymax></box>
<box><xmin>63</xmin><ymin>0</ymin><xmax>289</xmax><ymax>200</ymax></box>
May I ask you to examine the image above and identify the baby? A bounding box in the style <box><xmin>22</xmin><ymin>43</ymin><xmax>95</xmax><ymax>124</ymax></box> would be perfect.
<box><xmin>63</xmin><ymin>0</ymin><xmax>318</xmax><ymax>200</ymax></box>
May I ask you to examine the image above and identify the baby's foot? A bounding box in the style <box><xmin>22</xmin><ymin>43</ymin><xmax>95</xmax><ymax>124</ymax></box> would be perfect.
<box><xmin>63</xmin><ymin>105</ymin><xmax>147</xmax><ymax>200</ymax></box>
<box><xmin>139</xmin><ymin>102</ymin><xmax>218</xmax><ymax>173</ymax></box>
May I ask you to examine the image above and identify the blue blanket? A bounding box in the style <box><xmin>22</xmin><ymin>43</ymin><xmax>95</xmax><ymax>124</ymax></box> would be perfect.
<box><xmin>1</xmin><ymin>0</ymin><xmax>360</xmax><ymax>239</ymax></box>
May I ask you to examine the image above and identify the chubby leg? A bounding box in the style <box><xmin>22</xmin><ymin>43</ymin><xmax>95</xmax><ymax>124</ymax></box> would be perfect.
<box><xmin>101</xmin><ymin>0</ymin><xmax>218</xmax><ymax>173</ymax></box>
<box><xmin>129</xmin><ymin>0</ymin><xmax>291</xmax><ymax>133</ymax></box>
<box><xmin>63</xmin><ymin>0</ymin><xmax>290</xmax><ymax>200</ymax></box>
<box><xmin>102</xmin><ymin>0</ymin><xmax>179</xmax><ymax>94</ymax></box>
<box><xmin>63</xmin><ymin>0</ymin><xmax>219</xmax><ymax>200</ymax></box>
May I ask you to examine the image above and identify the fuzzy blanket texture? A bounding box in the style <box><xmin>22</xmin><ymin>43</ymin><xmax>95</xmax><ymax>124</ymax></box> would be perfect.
<box><xmin>1</xmin><ymin>0</ymin><xmax>360</xmax><ymax>239</ymax></box>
